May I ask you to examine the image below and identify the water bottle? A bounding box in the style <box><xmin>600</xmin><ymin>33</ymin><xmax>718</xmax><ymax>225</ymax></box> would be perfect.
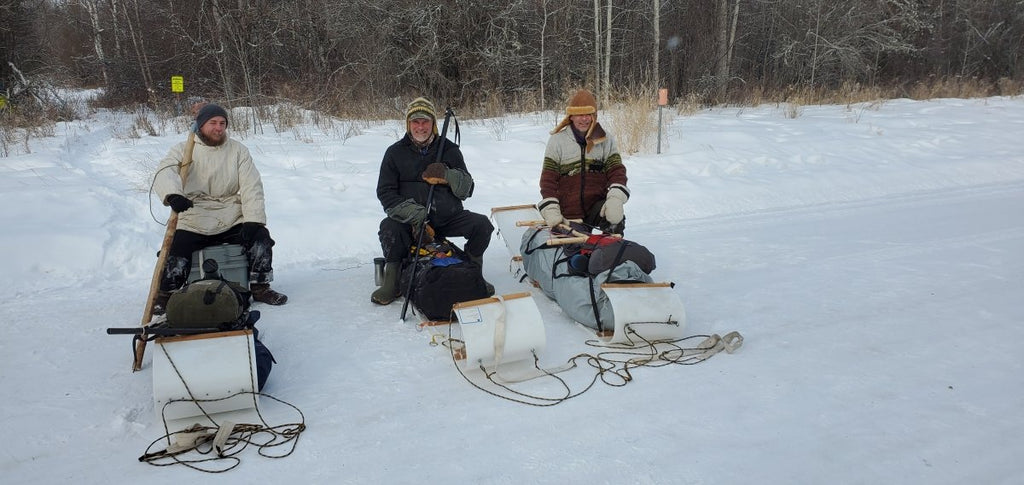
<box><xmin>373</xmin><ymin>257</ymin><xmax>385</xmax><ymax>286</ymax></box>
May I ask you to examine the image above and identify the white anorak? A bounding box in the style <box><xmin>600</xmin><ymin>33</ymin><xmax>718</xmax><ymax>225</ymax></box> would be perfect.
<box><xmin>154</xmin><ymin>133</ymin><xmax>267</xmax><ymax>235</ymax></box>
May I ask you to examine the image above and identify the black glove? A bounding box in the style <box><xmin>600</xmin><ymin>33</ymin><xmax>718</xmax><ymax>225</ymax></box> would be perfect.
<box><xmin>165</xmin><ymin>194</ymin><xmax>193</xmax><ymax>213</ymax></box>
<box><xmin>240</xmin><ymin>222</ymin><xmax>264</xmax><ymax>242</ymax></box>
<box><xmin>422</xmin><ymin>162</ymin><xmax>448</xmax><ymax>185</ymax></box>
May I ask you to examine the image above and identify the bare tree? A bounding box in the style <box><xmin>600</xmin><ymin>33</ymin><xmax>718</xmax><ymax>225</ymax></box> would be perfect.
<box><xmin>653</xmin><ymin>0</ymin><xmax>660</xmax><ymax>89</ymax></box>
<box><xmin>80</xmin><ymin>0</ymin><xmax>109</xmax><ymax>86</ymax></box>
<box><xmin>603</xmin><ymin>0</ymin><xmax>612</xmax><ymax>104</ymax></box>
<box><xmin>7</xmin><ymin>0</ymin><xmax>1023</xmax><ymax>116</ymax></box>
<box><xmin>594</xmin><ymin>0</ymin><xmax>601</xmax><ymax>100</ymax></box>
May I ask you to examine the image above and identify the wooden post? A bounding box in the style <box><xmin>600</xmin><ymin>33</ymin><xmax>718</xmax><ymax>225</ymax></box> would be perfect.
<box><xmin>657</xmin><ymin>88</ymin><xmax>668</xmax><ymax>154</ymax></box>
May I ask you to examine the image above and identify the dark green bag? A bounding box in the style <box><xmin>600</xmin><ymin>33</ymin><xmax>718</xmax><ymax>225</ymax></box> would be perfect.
<box><xmin>166</xmin><ymin>278</ymin><xmax>251</xmax><ymax>329</ymax></box>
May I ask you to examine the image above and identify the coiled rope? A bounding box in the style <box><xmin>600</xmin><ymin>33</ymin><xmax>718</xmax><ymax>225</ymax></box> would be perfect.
<box><xmin>138</xmin><ymin>331</ymin><xmax>306</xmax><ymax>472</ymax></box>
<box><xmin>433</xmin><ymin>319</ymin><xmax>742</xmax><ymax>407</ymax></box>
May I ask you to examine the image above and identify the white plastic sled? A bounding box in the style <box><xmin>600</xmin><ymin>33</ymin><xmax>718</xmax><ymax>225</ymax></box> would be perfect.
<box><xmin>600</xmin><ymin>282</ymin><xmax>686</xmax><ymax>344</ymax></box>
<box><xmin>152</xmin><ymin>329</ymin><xmax>260</xmax><ymax>428</ymax></box>
<box><xmin>451</xmin><ymin>292</ymin><xmax>546</xmax><ymax>369</ymax></box>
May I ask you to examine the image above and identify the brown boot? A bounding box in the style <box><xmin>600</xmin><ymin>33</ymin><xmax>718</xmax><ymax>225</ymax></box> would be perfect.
<box><xmin>251</xmin><ymin>283</ymin><xmax>288</xmax><ymax>305</ymax></box>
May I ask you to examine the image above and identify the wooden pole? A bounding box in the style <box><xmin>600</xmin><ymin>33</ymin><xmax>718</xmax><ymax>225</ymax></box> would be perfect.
<box><xmin>133</xmin><ymin>132</ymin><xmax>196</xmax><ymax>371</ymax></box>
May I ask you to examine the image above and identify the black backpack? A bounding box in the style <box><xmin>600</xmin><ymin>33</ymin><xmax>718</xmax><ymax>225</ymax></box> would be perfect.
<box><xmin>399</xmin><ymin>240</ymin><xmax>490</xmax><ymax>321</ymax></box>
<box><xmin>580</xmin><ymin>234</ymin><xmax>656</xmax><ymax>275</ymax></box>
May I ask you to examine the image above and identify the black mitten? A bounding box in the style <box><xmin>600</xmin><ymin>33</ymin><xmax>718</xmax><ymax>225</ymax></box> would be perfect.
<box><xmin>240</xmin><ymin>222</ymin><xmax>264</xmax><ymax>242</ymax></box>
<box><xmin>165</xmin><ymin>194</ymin><xmax>193</xmax><ymax>213</ymax></box>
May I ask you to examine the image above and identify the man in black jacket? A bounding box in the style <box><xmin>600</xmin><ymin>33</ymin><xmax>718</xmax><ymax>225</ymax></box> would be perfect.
<box><xmin>371</xmin><ymin>97</ymin><xmax>494</xmax><ymax>305</ymax></box>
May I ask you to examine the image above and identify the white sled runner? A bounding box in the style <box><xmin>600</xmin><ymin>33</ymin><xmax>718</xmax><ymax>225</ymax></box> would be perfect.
<box><xmin>152</xmin><ymin>330</ymin><xmax>260</xmax><ymax>427</ymax></box>
<box><xmin>451</xmin><ymin>292</ymin><xmax>546</xmax><ymax>369</ymax></box>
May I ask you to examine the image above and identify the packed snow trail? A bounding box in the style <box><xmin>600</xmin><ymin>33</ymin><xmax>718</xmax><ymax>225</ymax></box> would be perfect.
<box><xmin>4</xmin><ymin>181</ymin><xmax>1022</xmax><ymax>483</ymax></box>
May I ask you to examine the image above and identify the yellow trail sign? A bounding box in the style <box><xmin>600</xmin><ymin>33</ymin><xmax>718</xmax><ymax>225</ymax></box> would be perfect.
<box><xmin>171</xmin><ymin>76</ymin><xmax>184</xmax><ymax>93</ymax></box>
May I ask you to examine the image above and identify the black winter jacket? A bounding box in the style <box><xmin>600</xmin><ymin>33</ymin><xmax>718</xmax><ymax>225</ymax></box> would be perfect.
<box><xmin>376</xmin><ymin>134</ymin><xmax>473</xmax><ymax>225</ymax></box>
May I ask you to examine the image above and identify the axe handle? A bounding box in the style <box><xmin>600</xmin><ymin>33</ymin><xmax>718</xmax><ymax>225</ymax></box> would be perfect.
<box><xmin>133</xmin><ymin>131</ymin><xmax>196</xmax><ymax>371</ymax></box>
<box><xmin>515</xmin><ymin>220</ymin><xmax>592</xmax><ymax>239</ymax></box>
<box><xmin>544</xmin><ymin>235</ymin><xmax>589</xmax><ymax>246</ymax></box>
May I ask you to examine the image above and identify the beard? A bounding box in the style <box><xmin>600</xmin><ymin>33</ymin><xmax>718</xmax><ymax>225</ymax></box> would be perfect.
<box><xmin>410</xmin><ymin>132</ymin><xmax>434</xmax><ymax>148</ymax></box>
<box><xmin>199</xmin><ymin>131</ymin><xmax>226</xmax><ymax>147</ymax></box>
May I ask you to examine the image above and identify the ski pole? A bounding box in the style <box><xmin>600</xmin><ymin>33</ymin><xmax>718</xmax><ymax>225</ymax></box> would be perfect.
<box><xmin>401</xmin><ymin>107</ymin><xmax>454</xmax><ymax>322</ymax></box>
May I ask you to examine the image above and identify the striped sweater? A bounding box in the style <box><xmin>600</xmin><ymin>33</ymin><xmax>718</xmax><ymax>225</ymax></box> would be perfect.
<box><xmin>539</xmin><ymin>123</ymin><xmax>627</xmax><ymax>220</ymax></box>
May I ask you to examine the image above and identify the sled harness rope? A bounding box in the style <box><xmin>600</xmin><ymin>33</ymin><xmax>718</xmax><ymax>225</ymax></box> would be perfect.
<box><xmin>429</xmin><ymin>316</ymin><xmax>742</xmax><ymax>407</ymax></box>
<box><xmin>138</xmin><ymin>333</ymin><xmax>306</xmax><ymax>473</ymax></box>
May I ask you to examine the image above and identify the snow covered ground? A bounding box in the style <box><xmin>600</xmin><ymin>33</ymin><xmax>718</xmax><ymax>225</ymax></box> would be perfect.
<box><xmin>1</xmin><ymin>95</ymin><xmax>1023</xmax><ymax>483</ymax></box>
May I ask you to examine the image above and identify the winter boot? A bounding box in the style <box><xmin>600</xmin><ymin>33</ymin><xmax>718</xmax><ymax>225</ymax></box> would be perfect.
<box><xmin>251</xmin><ymin>283</ymin><xmax>288</xmax><ymax>305</ymax></box>
<box><xmin>371</xmin><ymin>262</ymin><xmax>401</xmax><ymax>305</ymax></box>
<box><xmin>469</xmin><ymin>255</ymin><xmax>495</xmax><ymax>296</ymax></box>
<box><xmin>151</xmin><ymin>290</ymin><xmax>172</xmax><ymax>316</ymax></box>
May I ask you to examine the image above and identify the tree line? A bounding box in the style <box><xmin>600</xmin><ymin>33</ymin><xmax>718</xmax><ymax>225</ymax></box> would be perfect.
<box><xmin>2</xmin><ymin>0</ymin><xmax>1022</xmax><ymax>116</ymax></box>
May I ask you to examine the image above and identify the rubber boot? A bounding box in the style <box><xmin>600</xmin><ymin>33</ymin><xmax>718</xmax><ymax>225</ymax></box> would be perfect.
<box><xmin>371</xmin><ymin>262</ymin><xmax>401</xmax><ymax>305</ymax></box>
<box><xmin>251</xmin><ymin>283</ymin><xmax>288</xmax><ymax>305</ymax></box>
<box><xmin>469</xmin><ymin>255</ymin><xmax>495</xmax><ymax>296</ymax></box>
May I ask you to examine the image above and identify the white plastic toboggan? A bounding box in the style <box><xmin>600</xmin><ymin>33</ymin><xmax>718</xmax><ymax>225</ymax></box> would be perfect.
<box><xmin>152</xmin><ymin>330</ymin><xmax>259</xmax><ymax>422</ymax></box>
<box><xmin>491</xmin><ymin>204</ymin><xmax>687</xmax><ymax>345</ymax></box>
<box><xmin>601</xmin><ymin>283</ymin><xmax>686</xmax><ymax>344</ymax></box>
<box><xmin>452</xmin><ymin>292</ymin><xmax>546</xmax><ymax>369</ymax></box>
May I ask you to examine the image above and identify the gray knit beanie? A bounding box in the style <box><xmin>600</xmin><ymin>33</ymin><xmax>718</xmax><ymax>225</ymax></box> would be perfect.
<box><xmin>195</xmin><ymin>104</ymin><xmax>229</xmax><ymax>130</ymax></box>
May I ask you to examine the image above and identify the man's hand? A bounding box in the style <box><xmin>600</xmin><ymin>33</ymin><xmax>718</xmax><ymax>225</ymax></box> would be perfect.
<box><xmin>165</xmin><ymin>194</ymin><xmax>193</xmax><ymax>213</ymax></box>
<box><xmin>422</xmin><ymin>162</ymin><xmax>448</xmax><ymax>185</ymax></box>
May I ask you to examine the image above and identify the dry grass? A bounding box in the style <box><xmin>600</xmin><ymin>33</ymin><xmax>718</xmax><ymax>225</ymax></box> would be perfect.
<box><xmin>5</xmin><ymin>76</ymin><xmax>1020</xmax><ymax>157</ymax></box>
<box><xmin>674</xmin><ymin>92</ymin><xmax>703</xmax><ymax>116</ymax></box>
<box><xmin>665</xmin><ymin>77</ymin><xmax>1022</xmax><ymax>122</ymax></box>
<box><xmin>1</xmin><ymin>99</ymin><xmax>58</xmax><ymax>156</ymax></box>
<box><xmin>605</xmin><ymin>87</ymin><xmax>658</xmax><ymax>155</ymax></box>
<box><xmin>133</xmin><ymin>106</ymin><xmax>158</xmax><ymax>137</ymax></box>
<box><xmin>906</xmin><ymin>76</ymin><xmax>1022</xmax><ymax>100</ymax></box>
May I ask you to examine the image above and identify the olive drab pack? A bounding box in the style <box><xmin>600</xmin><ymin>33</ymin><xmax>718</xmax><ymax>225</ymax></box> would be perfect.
<box><xmin>165</xmin><ymin>278</ymin><xmax>251</xmax><ymax>329</ymax></box>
